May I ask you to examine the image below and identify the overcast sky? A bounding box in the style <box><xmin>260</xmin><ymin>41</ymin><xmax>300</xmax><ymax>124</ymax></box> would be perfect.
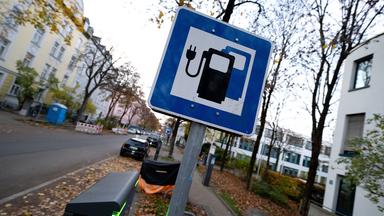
<box><xmin>83</xmin><ymin>0</ymin><xmax>171</xmax><ymax>98</ymax></box>
<box><xmin>82</xmin><ymin>0</ymin><xmax>336</xmax><ymax>140</ymax></box>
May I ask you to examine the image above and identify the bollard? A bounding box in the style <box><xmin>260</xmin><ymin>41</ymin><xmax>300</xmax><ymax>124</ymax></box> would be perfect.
<box><xmin>64</xmin><ymin>171</ymin><xmax>139</xmax><ymax>216</ymax></box>
<box><xmin>202</xmin><ymin>153</ymin><xmax>215</xmax><ymax>186</ymax></box>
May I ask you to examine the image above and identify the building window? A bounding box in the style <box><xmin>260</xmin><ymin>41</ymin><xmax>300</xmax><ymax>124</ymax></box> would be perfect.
<box><xmin>323</xmin><ymin>146</ymin><xmax>331</xmax><ymax>156</ymax></box>
<box><xmin>56</xmin><ymin>47</ymin><xmax>65</xmax><ymax>60</ymax></box>
<box><xmin>261</xmin><ymin>144</ymin><xmax>278</xmax><ymax>158</ymax></box>
<box><xmin>264</xmin><ymin>128</ymin><xmax>273</xmax><ymax>138</ymax></box>
<box><xmin>287</xmin><ymin>135</ymin><xmax>304</xmax><ymax>148</ymax></box>
<box><xmin>322</xmin><ymin>165</ymin><xmax>329</xmax><ymax>173</ymax></box>
<box><xmin>353</xmin><ymin>55</ymin><xmax>372</xmax><ymax>89</ymax></box>
<box><xmin>239</xmin><ymin>138</ymin><xmax>254</xmax><ymax>151</ymax></box>
<box><xmin>302</xmin><ymin>156</ymin><xmax>311</xmax><ymax>168</ymax></box>
<box><xmin>67</xmin><ymin>56</ymin><xmax>77</xmax><ymax>70</ymax></box>
<box><xmin>61</xmin><ymin>74</ymin><xmax>69</xmax><ymax>87</ymax></box>
<box><xmin>284</xmin><ymin>151</ymin><xmax>301</xmax><ymax>165</ymax></box>
<box><xmin>0</xmin><ymin>37</ymin><xmax>10</xmax><ymax>58</ymax></box>
<box><xmin>304</xmin><ymin>141</ymin><xmax>312</xmax><ymax>150</ymax></box>
<box><xmin>75</xmin><ymin>38</ymin><xmax>83</xmax><ymax>50</ymax></box>
<box><xmin>41</xmin><ymin>64</ymin><xmax>51</xmax><ymax>80</ymax></box>
<box><xmin>50</xmin><ymin>41</ymin><xmax>66</xmax><ymax>61</ymax></box>
<box><xmin>320</xmin><ymin>176</ymin><xmax>327</xmax><ymax>185</ymax></box>
<box><xmin>282</xmin><ymin>166</ymin><xmax>298</xmax><ymax>177</ymax></box>
<box><xmin>31</xmin><ymin>28</ymin><xmax>45</xmax><ymax>46</ymax></box>
<box><xmin>22</xmin><ymin>52</ymin><xmax>35</xmax><ymax>67</ymax></box>
<box><xmin>50</xmin><ymin>42</ymin><xmax>60</xmax><ymax>56</ymax></box>
<box><xmin>342</xmin><ymin>114</ymin><xmax>365</xmax><ymax>156</ymax></box>
<box><xmin>50</xmin><ymin>67</ymin><xmax>57</xmax><ymax>77</ymax></box>
<box><xmin>4</xmin><ymin>6</ymin><xmax>21</xmax><ymax>29</ymax></box>
<box><xmin>9</xmin><ymin>84</ymin><xmax>20</xmax><ymax>96</ymax></box>
<box><xmin>299</xmin><ymin>171</ymin><xmax>308</xmax><ymax>179</ymax></box>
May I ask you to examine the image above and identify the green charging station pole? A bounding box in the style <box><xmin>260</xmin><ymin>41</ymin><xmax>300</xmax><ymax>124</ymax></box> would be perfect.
<box><xmin>167</xmin><ymin>122</ymin><xmax>206</xmax><ymax>216</ymax></box>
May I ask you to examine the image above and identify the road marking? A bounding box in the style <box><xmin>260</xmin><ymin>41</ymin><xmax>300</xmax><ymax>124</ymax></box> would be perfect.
<box><xmin>0</xmin><ymin>156</ymin><xmax>115</xmax><ymax>205</ymax></box>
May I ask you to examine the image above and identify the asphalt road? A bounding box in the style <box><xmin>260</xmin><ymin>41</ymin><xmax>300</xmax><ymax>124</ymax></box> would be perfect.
<box><xmin>0</xmin><ymin>111</ymin><xmax>136</xmax><ymax>200</ymax></box>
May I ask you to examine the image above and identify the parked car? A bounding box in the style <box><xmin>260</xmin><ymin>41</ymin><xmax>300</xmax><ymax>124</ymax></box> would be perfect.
<box><xmin>120</xmin><ymin>138</ymin><xmax>149</xmax><ymax>160</ymax></box>
<box><xmin>146</xmin><ymin>133</ymin><xmax>162</xmax><ymax>148</ymax></box>
<box><xmin>127</xmin><ymin>126</ymin><xmax>142</xmax><ymax>134</ymax></box>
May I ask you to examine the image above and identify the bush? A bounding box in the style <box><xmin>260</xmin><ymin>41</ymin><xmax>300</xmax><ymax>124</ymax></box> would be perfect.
<box><xmin>252</xmin><ymin>180</ymin><xmax>289</xmax><ymax>207</ymax></box>
<box><xmin>96</xmin><ymin>116</ymin><xmax>118</xmax><ymax>130</ymax></box>
<box><xmin>214</xmin><ymin>148</ymin><xmax>229</xmax><ymax>163</ymax></box>
<box><xmin>264</xmin><ymin>171</ymin><xmax>305</xmax><ymax>201</ymax></box>
<box><xmin>226</xmin><ymin>157</ymin><xmax>250</xmax><ymax>178</ymax></box>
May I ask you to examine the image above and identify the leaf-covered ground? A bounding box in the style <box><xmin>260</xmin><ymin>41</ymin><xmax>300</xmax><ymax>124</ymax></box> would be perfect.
<box><xmin>207</xmin><ymin>168</ymin><xmax>299</xmax><ymax>216</ymax></box>
<box><xmin>0</xmin><ymin>156</ymin><xmax>206</xmax><ymax>216</ymax></box>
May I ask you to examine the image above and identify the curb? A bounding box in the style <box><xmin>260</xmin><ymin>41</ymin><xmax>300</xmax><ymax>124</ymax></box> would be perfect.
<box><xmin>194</xmin><ymin>170</ymin><xmax>237</xmax><ymax>216</ymax></box>
<box><xmin>210</xmin><ymin>187</ymin><xmax>239</xmax><ymax>216</ymax></box>
<box><xmin>0</xmin><ymin>156</ymin><xmax>116</xmax><ymax>205</ymax></box>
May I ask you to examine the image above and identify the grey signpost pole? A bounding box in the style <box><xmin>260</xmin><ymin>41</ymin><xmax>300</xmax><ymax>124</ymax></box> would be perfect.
<box><xmin>167</xmin><ymin>122</ymin><xmax>206</xmax><ymax>216</ymax></box>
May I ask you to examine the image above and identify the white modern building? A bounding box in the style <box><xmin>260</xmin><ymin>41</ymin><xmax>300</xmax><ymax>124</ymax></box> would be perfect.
<box><xmin>323</xmin><ymin>33</ymin><xmax>384</xmax><ymax>216</ymax></box>
<box><xmin>214</xmin><ymin>126</ymin><xmax>331</xmax><ymax>185</ymax></box>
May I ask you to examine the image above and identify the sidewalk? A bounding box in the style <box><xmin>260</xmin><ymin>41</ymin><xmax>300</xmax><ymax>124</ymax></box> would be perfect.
<box><xmin>159</xmin><ymin>145</ymin><xmax>233</xmax><ymax>216</ymax></box>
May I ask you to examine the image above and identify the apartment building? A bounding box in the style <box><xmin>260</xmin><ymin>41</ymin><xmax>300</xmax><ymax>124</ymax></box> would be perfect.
<box><xmin>0</xmin><ymin>0</ymin><xmax>86</xmax><ymax>110</ymax></box>
<box><xmin>0</xmin><ymin>0</ymin><xmax>111</xmax><ymax>120</ymax></box>
<box><xmin>323</xmin><ymin>33</ymin><xmax>384</xmax><ymax>216</ymax></box>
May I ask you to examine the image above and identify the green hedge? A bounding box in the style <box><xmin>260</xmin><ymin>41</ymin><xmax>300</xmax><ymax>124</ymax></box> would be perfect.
<box><xmin>264</xmin><ymin>171</ymin><xmax>305</xmax><ymax>201</ymax></box>
<box><xmin>252</xmin><ymin>179</ymin><xmax>289</xmax><ymax>207</ymax></box>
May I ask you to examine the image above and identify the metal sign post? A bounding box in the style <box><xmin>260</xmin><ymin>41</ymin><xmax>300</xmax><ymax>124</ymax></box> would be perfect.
<box><xmin>167</xmin><ymin>122</ymin><xmax>206</xmax><ymax>216</ymax></box>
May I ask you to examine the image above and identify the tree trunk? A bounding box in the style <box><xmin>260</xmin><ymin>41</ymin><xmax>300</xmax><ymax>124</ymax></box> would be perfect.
<box><xmin>168</xmin><ymin>118</ymin><xmax>181</xmax><ymax>158</ymax></box>
<box><xmin>229</xmin><ymin>136</ymin><xmax>235</xmax><ymax>156</ymax></box>
<box><xmin>300</xmin><ymin>129</ymin><xmax>323</xmax><ymax>215</ymax></box>
<box><xmin>246</xmin><ymin>110</ymin><xmax>267</xmax><ymax>189</ymax></box>
<box><xmin>264</xmin><ymin>128</ymin><xmax>277</xmax><ymax>177</ymax></box>
<box><xmin>274</xmin><ymin>149</ymin><xmax>281</xmax><ymax>172</ymax></box>
<box><xmin>222</xmin><ymin>0</ymin><xmax>235</xmax><ymax>22</ymax></box>
<box><xmin>105</xmin><ymin>92</ymin><xmax>121</xmax><ymax>120</ymax></box>
<box><xmin>220</xmin><ymin>133</ymin><xmax>227</xmax><ymax>149</ymax></box>
<box><xmin>76</xmin><ymin>95</ymin><xmax>90</xmax><ymax>123</ymax></box>
<box><xmin>119</xmin><ymin>103</ymin><xmax>130</xmax><ymax>123</ymax></box>
<box><xmin>264</xmin><ymin>144</ymin><xmax>273</xmax><ymax>178</ymax></box>
<box><xmin>220</xmin><ymin>135</ymin><xmax>233</xmax><ymax>172</ymax></box>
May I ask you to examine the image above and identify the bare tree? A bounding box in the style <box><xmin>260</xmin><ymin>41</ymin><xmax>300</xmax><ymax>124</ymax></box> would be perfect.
<box><xmin>220</xmin><ymin>134</ymin><xmax>234</xmax><ymax>172</ymax></box>
<box><xmin>154</xmin><ymin>0</ymin><xmax>263</xmax><ymax>28</ymax></box>
<box><xmin>298</xmin><ymin>1</ymin><xmax>384</xmax><ymax>215</ymax></box>
<box><xmin>103</xmin><ymin>63</ymin><xmax>139</xmax><ymax>120</ymax></box>
<box><xmin>119</xmin><ymin>91</ymin><xmax>144</xmax><ymax>125</ymax></box>
<box><xmin>168</xmin><ymin>117</ymin><xmax>182</xmax><ymax>158</ymax></box>
<box><xmin>75</xmin><ymin>37</ymin><xmax>117</xmax><ymax>122</ymax></box>
<box><xmin>139</xmin><ymin>106</ymin><xmax>161</xmax><ymax>131</ymax></box>
<box><xmin>245</xmin><ymin>0</ymin><xmax>303</xmax><ymax>190</ymax></box>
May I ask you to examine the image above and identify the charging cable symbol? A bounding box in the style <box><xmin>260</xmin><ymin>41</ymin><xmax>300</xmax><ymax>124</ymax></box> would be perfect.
<box><xmin>185</xmin><ymin>45</ymin><xmax>235</xmax><ymax>104</ymax></box>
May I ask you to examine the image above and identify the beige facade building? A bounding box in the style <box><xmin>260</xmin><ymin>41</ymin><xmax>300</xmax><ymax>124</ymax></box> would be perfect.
<box><xmin>0</xmin><ymin>1</ymin><xmax>81</xmax><ymax>106</ymax></box>
<box><xmin>0</xmin><ymin>0</ymin><xmax>111</xmax><ymax>120</ymax></box>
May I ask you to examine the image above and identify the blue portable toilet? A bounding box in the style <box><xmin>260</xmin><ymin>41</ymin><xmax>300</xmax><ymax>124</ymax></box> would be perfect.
<box><xmin>46</xmin><ymin>103</ymin><xmax>68</xmax><ymax>125</ymax></box>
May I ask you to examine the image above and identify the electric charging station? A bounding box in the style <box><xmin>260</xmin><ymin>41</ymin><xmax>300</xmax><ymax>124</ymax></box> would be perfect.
<box><xmin>64</xmin><ymin>172</ymin><xmax>138</xmax><ymax>216</ymax></box>
<box><xmin>148</xmin><ymin>7</ymin><xmax>272</xmax><ymax>216</ymax></box>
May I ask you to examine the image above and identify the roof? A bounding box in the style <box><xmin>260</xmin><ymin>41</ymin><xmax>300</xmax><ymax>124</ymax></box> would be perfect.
<box><xmin>131</xmin><ymin>138</ymin><xmax>147</xmax><ymax>143</ymax></box>
<box><xmin>350</xmin><ymin>32</ymin><xmax>384</xmax><ymax>53</ymax></box>
<box><xmin>51</xmin><ymin>103</ymin><xmax>68</xmax><ymax>109</ymax></box>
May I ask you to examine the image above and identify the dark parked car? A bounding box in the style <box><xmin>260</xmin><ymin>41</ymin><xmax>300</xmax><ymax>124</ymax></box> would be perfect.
<box><xmin>146</xmin><ymin>134</ymin><xmax>162</xmax><ymax>148</ymax></box>
<box><xmin>120</xmin><ymin>138</ymin><xmax>149</xmax><ymax>160</ymax></box>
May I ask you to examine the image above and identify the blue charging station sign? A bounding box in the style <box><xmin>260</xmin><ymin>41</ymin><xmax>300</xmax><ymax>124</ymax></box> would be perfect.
<box><xmin>149</xmin><ymin>7</ymin><xmax>272</xmax><ymax>136</ymax></box>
